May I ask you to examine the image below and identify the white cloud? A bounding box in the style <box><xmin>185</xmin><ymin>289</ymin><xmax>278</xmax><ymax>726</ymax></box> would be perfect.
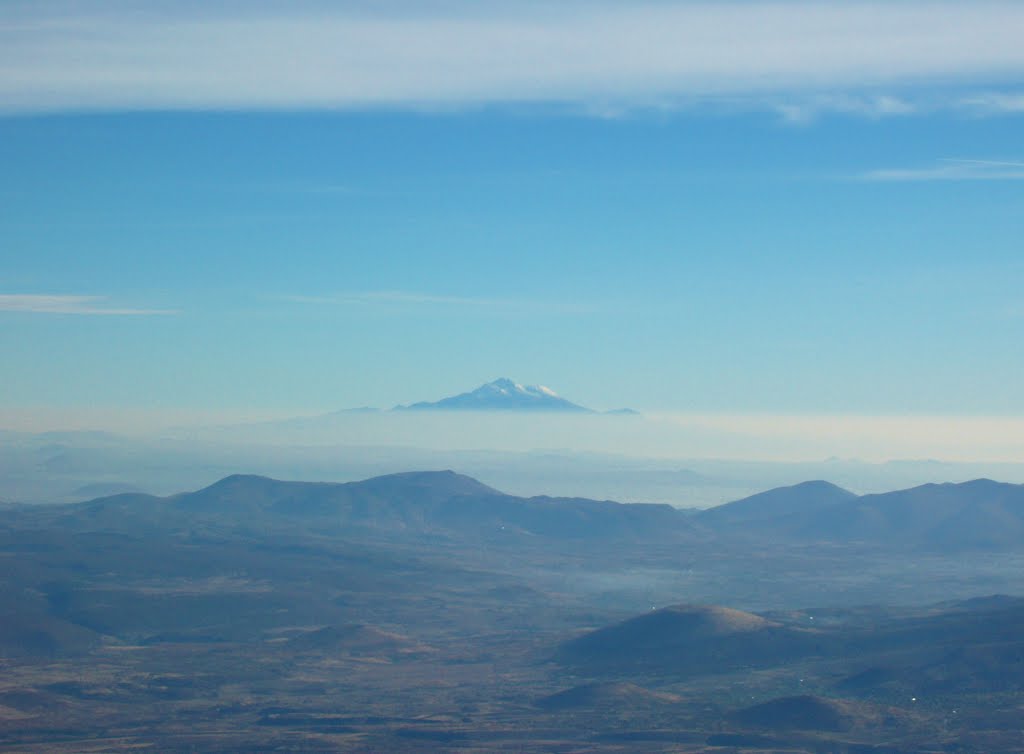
<box><xmin>959</xmin><ymin>91</ymin><xmax>1024</xmax><ymax>114</ymax></box>
<box><xmin>774</xmin><ymin>94</ymin><xmax>917</xmax><ymax>125</ymax></box>
<box><xmin>3</xmin><ymin>2</ymin><xmax>1024</xmax><ymax>115</ymax></box>
<box><xmin>283</xmin><ymin>291</ymin><xmax>501</xmax><ymax>307</ymax></box>
<box><xmin>862</xmin><ymin>158</ymin><xmax>1024</xmax><ymax>182</ymax></box>
<box><xmin>0</xmin><ymin>294</ymin><xmax>177</xmax><ymax>315</ymax></box>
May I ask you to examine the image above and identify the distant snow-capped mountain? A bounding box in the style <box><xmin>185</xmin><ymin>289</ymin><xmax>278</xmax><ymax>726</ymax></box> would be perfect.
<box><xmin>394</xmin><ymin>378</ymin><xmax>594</xmax><ymax>413</ymax></box>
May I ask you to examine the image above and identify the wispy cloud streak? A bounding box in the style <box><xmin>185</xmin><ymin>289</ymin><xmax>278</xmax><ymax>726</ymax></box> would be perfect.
<box><xmin>280</xmin><ymin>291</ymin><xmax>593</xmax><ymax>314</ymax></box>
<box><xmin>862</xmin><ymin>158</ymin><xmax>1024</xmax><ymax>182</ymax></box>
<box><xmin>959</xmin><ymin>91</ymin><xmax>1024</xmax><ymax>114</ymax></box>
<box><xmin>3</xmin><ymin>3</ymin><xmax>1024</xmax><ymax>115</ymax></box>
<box><xmin>774</xmin><ymin>95</ymin><xmax>917</xmax><ymax>124</ymax></box>
<box><xmin>0</xmin><ymin>294</ymin><xmax>178</xmax><ymax>315</ymax></box>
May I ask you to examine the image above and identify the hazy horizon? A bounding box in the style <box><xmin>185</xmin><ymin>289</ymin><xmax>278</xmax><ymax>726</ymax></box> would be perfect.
<box><xmin>6</xmin><ymin>402</ymin><xmax>1024</xmax><ymax>467</ymax></box>
<box><xmin>4</xmin><ymin>1</ymin><xmax>1023</xmax><ymax>468</ymax></box>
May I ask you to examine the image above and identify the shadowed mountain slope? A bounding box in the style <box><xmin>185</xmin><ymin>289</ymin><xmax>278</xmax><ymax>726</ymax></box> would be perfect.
<box><xmin>28</xmin><ymin>474</ymin><xmax>1024</xmax><ymax>552</ymax></box>
<box><xmin>561</xmin><ymin>596</ymin><xmax>1024</xmax><ymax>688</ymax></box>
<box><xmin>697</xmin><ymin>480</ymin><xmax>857</xmax><ymax>528</ymax></box>
<box><xmin>62</xmin><ymin>471</ymin><xmax>694</xmax><ymax>543</ymax></box>
<box><xmin>699</xmin><ymin>478</ymin><xmax>1024</xmax><ymax>550</ymax></box>
<box><xmin>786</xmin><ymin>479</ymin><xmax>1024</xmax><ymax>548</ymax></box>
<box><xmin>837</xmin><ymin>641</ymin><xmax>1024</xmax><ymax>697</ymax></box>
<box><xmin>176</xmin><ymin>470</ymin><xmax>500</xmax><ymax>516</ymax></box>
<box><xmin>733</xmin><ymin>695</ymin><xmax>877</xmax><ymax>732</ymax></box>
<box><xmin>0</xmin><ymin>606</ymin><xmax>102</xmax><ymax>658</ymax></box>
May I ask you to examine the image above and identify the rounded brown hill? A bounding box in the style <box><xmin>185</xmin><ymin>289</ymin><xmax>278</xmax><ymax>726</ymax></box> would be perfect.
<box><xmin>733</xmin><ymin>695</ymin><xmax>882</xmax><ymax>732</ymax></box>
<box><xmin>564</xmin><ymin>604</ymin><xmax>772</xmax><ymax>653</ymax></box>
<box><xmin>585</xmin><ymin>602</ymin><xmax>770</xmax><ymax>643</ymax></box>
<box><xmin>557</xmin><ymin>604</ymin><xmax>817</xmax><ymax>674</ymax></box>
<box><xmin>536</xmin><ymin>682</ymin><xmax>681</xmax><ymax>711</ymax></box>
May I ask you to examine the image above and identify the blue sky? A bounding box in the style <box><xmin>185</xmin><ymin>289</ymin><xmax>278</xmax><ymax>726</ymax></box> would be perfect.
<box><xmin>2</xmin><ymin>1</ymin><xmax>1023</xmax><ymax>447</ymax></box>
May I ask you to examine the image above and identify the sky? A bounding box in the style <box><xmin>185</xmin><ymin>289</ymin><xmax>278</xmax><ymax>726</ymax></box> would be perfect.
<box><xmin>2</xmin><ymin>1</ymin><xmax>1023</xmax><ymax>459</ymax></box>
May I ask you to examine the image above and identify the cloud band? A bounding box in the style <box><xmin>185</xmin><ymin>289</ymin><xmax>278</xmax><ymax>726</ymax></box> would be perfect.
<box><xmin>3</xmin><ymin>2</ymin><xmax>1024</xmax><ymax>114</ymax></box>
<box><xmin>0</xmin><ymin>294</ymin><xmax>177</xmax><ymax>315</ymax></box>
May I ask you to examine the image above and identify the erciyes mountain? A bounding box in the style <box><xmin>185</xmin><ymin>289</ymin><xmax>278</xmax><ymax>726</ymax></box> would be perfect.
<box><xmin>395</xmin><ymin>378</ymin><xmax>593</xmax><ymax>412</ymax></box>
<box><xmin>384</xmin><ymin>378</ymin><xmax>635</xmax><ymax>414</ymax></box>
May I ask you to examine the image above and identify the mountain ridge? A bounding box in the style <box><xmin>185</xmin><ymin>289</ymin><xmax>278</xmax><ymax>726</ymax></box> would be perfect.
<box><xmin>67</xmin><ymin>470</ymin><xmax>691</xmax><ymax>543</ymax></box>
<box><xmin>50</xmin><ymin>473</ymin><xmax>1024</xmax><ymax>551</ymax></box>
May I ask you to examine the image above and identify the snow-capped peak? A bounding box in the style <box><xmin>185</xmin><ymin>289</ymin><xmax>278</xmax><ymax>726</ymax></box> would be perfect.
<box><xmin>396</xmin><ymin>378</ymin><xmax>589</xmax><ymax>413</ymax></box>
<box><xmin>484</xmin><ymin>378</ymin><xmax>560</xmax><ymax>398</ymax></box>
